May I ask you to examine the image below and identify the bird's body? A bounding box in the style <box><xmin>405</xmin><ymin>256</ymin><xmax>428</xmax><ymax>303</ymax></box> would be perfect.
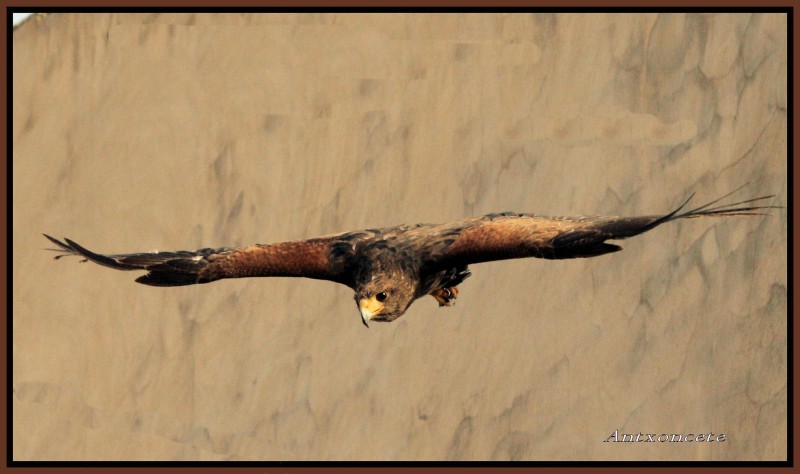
<box><xmin>45</xmin><ymin>188</ymin><xmax>778</xmax><ymax>326</ymax></box>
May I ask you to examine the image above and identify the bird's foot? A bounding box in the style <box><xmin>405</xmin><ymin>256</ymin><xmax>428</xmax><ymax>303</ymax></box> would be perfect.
<box><xmin>431</xmin><ymin>286</ymin><xmax>459</xmax><ymax>307</ymax></box>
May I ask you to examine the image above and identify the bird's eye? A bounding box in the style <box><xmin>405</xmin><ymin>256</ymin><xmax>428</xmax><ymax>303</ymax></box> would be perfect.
<box><xmin>376</xmin><ymin>292</ymin><xmax>388</xmax><ymax>302</ymax></box>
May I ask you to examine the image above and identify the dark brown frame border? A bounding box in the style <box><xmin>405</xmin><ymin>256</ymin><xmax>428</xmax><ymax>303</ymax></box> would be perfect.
<box><xmin>4</xmin><ymin>2</ymin><xmax>794</xmax><ymax>473</ymax></box>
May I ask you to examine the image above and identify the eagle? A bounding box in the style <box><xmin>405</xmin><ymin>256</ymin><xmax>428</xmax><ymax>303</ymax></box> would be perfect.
<box><xmin>45</xmin><ymin>188</ymin><xmax>777</xmax><ymax>327</ymax></box>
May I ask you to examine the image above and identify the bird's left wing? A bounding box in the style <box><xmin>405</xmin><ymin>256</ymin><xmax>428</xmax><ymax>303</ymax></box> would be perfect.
<box><xmin>420</xmin><ymin>189</ymin><xmax>778</xmax><ymax>271</ymax></box>
<box><xmin>44</xmin><ymin>234</ymin><xmax>354</xmax><ymax>287</ymax></box>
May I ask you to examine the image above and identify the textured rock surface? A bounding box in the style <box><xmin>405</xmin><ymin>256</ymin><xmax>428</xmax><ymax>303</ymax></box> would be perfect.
<box><xmin>13</xmin><ymin>13</ymin><xmax>786</xmax><ymax>461</ymax></box>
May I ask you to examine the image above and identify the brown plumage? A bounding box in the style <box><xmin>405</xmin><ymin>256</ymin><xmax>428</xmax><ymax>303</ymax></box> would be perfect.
<box><xmin>45</xmin><ymin>187</ymin><xmax>778</xmax><ymax>327</ymax></box>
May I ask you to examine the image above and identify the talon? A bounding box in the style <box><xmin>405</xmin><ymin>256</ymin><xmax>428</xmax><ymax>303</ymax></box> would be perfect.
<box><xmin>430</xmin><ymin>286</ymin><xmax>460</xmax><ymax>307</ymax></box>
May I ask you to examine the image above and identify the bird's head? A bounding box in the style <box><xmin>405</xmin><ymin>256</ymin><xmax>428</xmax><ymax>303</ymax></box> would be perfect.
<box><xmin>354</xmin><ymin>273</ymin><xmax>416</xmax><ymax>327</ymax></box>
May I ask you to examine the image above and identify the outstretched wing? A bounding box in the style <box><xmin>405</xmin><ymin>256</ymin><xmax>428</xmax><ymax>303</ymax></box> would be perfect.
<box><xmin>421</xmin><ymin>188</ymin><xmax>779</xmax><ymax>270</ymax></box>
<box><xmin>44</xmin><ymin>235</ymin><xmax>353</xmax><ymax>287</ymax></box>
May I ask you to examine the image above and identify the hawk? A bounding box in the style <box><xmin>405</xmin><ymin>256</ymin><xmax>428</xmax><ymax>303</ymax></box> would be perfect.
<box><xmin>45</xmin><ymin>188</ymin><xmax>777</xmax><ymax>327</ymax></box>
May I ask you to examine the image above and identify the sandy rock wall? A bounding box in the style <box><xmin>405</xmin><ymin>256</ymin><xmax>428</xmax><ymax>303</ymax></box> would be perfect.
<box><xmin>13</xmin><ymin>13</ymin><xmax>786</xmax><ymax>460</ymax></box>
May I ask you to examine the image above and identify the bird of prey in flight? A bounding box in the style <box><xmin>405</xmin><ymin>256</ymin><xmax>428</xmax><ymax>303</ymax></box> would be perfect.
<box><xmin>45</xmin><ymin>187</ymin><xmax>777</xmax><ymax>327</ymax></box>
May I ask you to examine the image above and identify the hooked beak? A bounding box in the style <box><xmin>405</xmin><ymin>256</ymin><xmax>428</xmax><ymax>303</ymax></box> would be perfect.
<box><xmin>358</xmin><ymin>297</ymin><xmax>383</xmax><ymax>329</ymax></box>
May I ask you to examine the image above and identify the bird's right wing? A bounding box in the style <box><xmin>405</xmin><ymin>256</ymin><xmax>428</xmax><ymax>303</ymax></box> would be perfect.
<box><xmin>44</xmin><ymin>234</ymin><xmax>355</xmax><ymax>287</ymax></box>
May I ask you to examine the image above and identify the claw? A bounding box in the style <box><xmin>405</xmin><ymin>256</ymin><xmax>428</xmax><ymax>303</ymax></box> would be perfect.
<box><xmin>431</xmin><ymin>286</ymin><xmax>459</xmax><ymax>307</ymax></box>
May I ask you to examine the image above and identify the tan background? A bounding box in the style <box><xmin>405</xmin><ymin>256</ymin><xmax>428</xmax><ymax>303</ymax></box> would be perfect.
<box><xmin>12</xmin><ymin>13</ymin><xmax>787</xmax><ymax>461</ymax></box>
